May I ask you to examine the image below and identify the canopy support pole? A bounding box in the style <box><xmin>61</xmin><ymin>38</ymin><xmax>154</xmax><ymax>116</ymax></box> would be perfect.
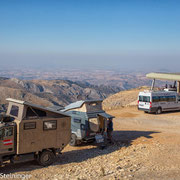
<box><xmin>177</xmin><ymin>81</ymin><xmax>180</xmax><ymax>94</ymax></box>
<box><xmin>151</xmin><ymin>79</ymin><xmax>155</xmax><ymax>91</ymax></box>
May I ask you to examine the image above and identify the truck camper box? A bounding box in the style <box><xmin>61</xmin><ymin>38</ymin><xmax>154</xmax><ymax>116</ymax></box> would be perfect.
<box><xmin>0</xmin><ymin>98</ymin><xmax>71</xmax><ymax>166</ymax></box>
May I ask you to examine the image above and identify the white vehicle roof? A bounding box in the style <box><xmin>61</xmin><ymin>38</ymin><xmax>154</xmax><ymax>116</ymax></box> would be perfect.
<box><xmin>139</xmin><ymin>90</ymin><xmax>177</xmax><ymax>96</ymax></box>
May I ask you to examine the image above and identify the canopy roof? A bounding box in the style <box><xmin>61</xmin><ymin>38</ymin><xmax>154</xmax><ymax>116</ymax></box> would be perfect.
<box><xmin>98</xmin><ymin>112</ymin><xmax>115</xmax><ymax>119</ymax></box>
<box><xmin>146</xmin><ymin>73</ymin><xmax>180</xmax><ymax>81</ymax></box>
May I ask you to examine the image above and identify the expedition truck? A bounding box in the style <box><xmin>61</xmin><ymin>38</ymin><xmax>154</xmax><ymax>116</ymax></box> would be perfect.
<box><xmin>138</xmin><ymin>90</ymin><xmax>180</xmax><ymax>114</ymax></box>
<box><xmin>61</xmin><ymin>100</ymin><xmax>114</xmax><ymax>146</ymax></box>
<box><xmin>0</xmin><ymin>98</ymin><xmax>71</xmax><ymax>166</ymax></box>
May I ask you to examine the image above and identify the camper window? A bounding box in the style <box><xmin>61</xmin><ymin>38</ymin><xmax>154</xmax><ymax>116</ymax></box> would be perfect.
<box><xmin>43</xmin><ymin>120</ymin><xmax>57</xmax><ymax>130</ymax></box>
<box><xmin>4</xmin><ymin>127</ymin><xmax>13</xmax><ymax>137</ymax></box>
<box><xmin>90</xmin><ymin>103</ymin><xmax>97</xmax><ymax>106</ymax></box>
<box><xmin>26</xmin><ymin>107</ymin><xmax>47</xmax><ymax>118</ymax></box>
<box><xmin>73</xmin><ymin>118</ymin><xmax>81</xmax><ymax>123</ymax></box>
<box><xmin>24</xmin><ymin>122</ymin><xmax>36</xmax><ymax>130</ymax></box>
<box><xmin>0</xmin><ymin>128</ymin><xmax>3</xmax><ymax>139</ymax></box>
<box><xmin>10</xmin><ymin>105</ymin><xmax>19</xmax><ymax>117</ymax></box>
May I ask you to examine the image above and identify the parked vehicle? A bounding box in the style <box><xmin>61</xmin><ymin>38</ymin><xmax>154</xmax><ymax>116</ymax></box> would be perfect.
<box><xmin>61</xmin><ymin>100</ymin><xmax>114</xmax><ymax>146</ymax></box>
<box><xmin>0</xmin><ymin>98</ymin><xmax>71</xmax><ymax>166</ymax></box>
<box><xmin>138</xmin><ymin>90</ymin><xmax>180</xmax><ymax>114</ymax></box>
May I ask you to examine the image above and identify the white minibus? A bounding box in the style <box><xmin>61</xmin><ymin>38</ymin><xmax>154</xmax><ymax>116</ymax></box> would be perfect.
<box><xmin>138</xmin><ymin>90</ymin><xmax>180</xmax><ymax>114</ymax></box>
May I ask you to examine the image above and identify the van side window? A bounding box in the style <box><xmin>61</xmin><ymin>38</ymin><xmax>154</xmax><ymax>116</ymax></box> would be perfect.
<box><xmin>153</xmin><ymin>96</ymin><xmax>176</xmax><ymax>102</ymax></box>
<box><xmin>26</xmin><ymin>107</ymin><xmax>46</xmax><ymax>118</ymax></box>
<box><xmin>159</xmin><ymin>96</ymin><xmax>167</xmax><ymax>102</ymax></box>
<box><xmin>152</xmin><ymin>96</ymin><xmax>160</xmax><ymax>102</ymax></box>
<box><xmin>178</xmin><ymin>96</ymin><xmax>180</xmax><ymax>101</ymax></box>
<box><xmin>10</xmin><ymin>105</ymin><xmax>19</xmax><ymax>117</ymax></box>
<box><xmin>168</xmin><ymin>96</ymin><xmax>176</xmax><ymax>102</ymax></box>
<box><xmin>43</xmin><ymin>120</ymin><xmax>57</xmax><ymax>130</ymax></box>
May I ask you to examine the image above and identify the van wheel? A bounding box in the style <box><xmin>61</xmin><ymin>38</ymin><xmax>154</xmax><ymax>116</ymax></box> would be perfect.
<box><xmin>156</xmin><ymin>107</ymin><xmax>162</xmax><ymax>114</ymax></box>
<box><xmin>38</xmin><ymin>150</ymin><xmax>55</xmax><ymax>166</ymax></box>
<box><xmin>69</xmin><ymin>134</ymin><xmax>78</xmax><ymax>146</ymax></box>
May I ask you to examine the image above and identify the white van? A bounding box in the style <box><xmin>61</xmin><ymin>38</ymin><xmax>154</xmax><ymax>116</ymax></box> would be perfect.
<box><xmin>138</xmin><ymin>90</ymin><xmax>180</xmax><ymax>114</ymax></box>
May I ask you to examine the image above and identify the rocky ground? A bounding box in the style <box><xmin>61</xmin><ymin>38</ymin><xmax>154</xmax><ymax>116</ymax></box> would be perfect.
<box><xmin>2</xmin><ymin>106</ymin><xmax>180</xmax><ymax>179</ymax></box>
<box><xmin>103</xmin><ymin>87</ymin><xmax>146</xmax><ymax>110</ymax></box>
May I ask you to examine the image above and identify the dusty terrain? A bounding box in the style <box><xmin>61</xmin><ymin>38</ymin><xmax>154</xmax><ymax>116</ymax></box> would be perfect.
<box><xmin>1</xmin><ymin>106</ymin><xmax>180</xmax><ymax>180</ymax></box>
<box><xmin>103</xmin><ymin>87</ymin><xmax>148</xmax><ymax>110</ymax></box>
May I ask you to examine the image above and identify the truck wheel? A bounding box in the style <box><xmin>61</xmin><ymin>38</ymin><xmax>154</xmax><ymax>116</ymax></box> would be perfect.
<box><xmin>38</xmin><ymin>150</ymin><xmax>55</xmax><ymax>166</ymax></box>
<box><xmin>156</xmin><ymin>107</ymin><xmax>162</xmax><ymax>114</ymax></box>
<box><xmin>69</xmin><ymin>134</ymin><xmax>77</xmax><ymax>146</ymax></box>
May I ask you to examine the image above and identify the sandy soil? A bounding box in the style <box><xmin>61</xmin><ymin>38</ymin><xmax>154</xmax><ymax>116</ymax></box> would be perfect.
<box><xmin>1</xmin><ymin>106</ymin><xmax>180</xmax><ymax>180</ymax></box>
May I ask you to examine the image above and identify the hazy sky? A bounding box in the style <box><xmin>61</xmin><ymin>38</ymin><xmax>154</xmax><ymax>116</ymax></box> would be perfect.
<box><xmin>0</xmin><ymin>0</ymin><xmax>180</xmax><ymax>70</ymax></box>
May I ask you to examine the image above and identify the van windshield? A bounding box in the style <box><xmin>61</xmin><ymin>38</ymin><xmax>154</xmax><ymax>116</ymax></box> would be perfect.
<box><xmin>139</xmin><ymin>96</ymin><xmax>150</xmax><ymax>102</ymax></box>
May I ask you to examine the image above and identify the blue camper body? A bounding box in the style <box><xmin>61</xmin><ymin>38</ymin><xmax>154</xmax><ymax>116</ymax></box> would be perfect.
<box><xmin>61</xmin><ymin>100</ymin><xmax>114</xmax><ymax>146</ymax></box>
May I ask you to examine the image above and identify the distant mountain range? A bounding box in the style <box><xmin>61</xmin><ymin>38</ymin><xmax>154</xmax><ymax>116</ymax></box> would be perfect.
<box><xmin>0</xmin><ymin>78</ymin><xmax>121</xmax><ymax>111</ymax></box>
<box><xmin>0</xmin><ymin>69</ymin><xmax>170</xmax><ymax>112</ymax></box>
<box><xmin>0</xmin><ymin>69</ymin><xmax>153</xmax><ymax>89</ymax></box>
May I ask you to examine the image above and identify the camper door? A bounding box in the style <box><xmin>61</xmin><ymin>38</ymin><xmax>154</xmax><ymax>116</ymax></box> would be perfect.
<box><xmin>98</xmin><ymin>115</ymin><xmax>107</xmax><ymax>131</ymax></box>
<box><xmin>89</xmin><ymin>118</ymin><xmax>100</xmax><ymax>133</ymax></box>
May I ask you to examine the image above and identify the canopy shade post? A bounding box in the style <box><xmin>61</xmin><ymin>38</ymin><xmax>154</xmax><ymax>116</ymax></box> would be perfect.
<box><xmin>178</xmin><ymin>81</ymin><xmax>180</xmax><ymax>94</ymax></box>
<box><xmin>151</xmin><ymin>79</ymin><xmax>155</xmax><ymax>91</ymax></box>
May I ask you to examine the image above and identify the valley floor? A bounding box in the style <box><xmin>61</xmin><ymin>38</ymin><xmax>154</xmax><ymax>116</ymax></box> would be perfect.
<box><xmin>1</xmin><ymin>106</ymin><xmax>180</xmax><ymax>180</ymax></box>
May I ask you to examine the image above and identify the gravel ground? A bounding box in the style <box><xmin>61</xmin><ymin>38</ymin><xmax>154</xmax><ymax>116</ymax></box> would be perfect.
<box><xmin>1</xmin><ymin>106</ymin><xmax>180</xmax><ymax>180</ymax></box>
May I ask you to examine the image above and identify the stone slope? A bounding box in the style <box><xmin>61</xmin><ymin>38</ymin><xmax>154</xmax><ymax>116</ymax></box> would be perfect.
<box><xmin>103</xmin><ymin>86</ymin><xmax>149</xmax><ymax>110</ymax></box>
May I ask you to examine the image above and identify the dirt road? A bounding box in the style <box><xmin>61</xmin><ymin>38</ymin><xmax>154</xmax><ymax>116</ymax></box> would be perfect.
<box><xmin>1</xmin><ymin>106</ymin><xmax>180</xmax><ymax>180</ymax></box>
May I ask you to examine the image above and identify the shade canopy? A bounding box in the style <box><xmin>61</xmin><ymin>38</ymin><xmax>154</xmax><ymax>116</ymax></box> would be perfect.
<box><xmin>98</xmin><ymin>112</ymin><xmax>115</xmax><ymax>119</ymax></box>
<box><xmin>146</xmin><ymin>73</ymin><xmax>180</xmax><ymax>81</ymax></box>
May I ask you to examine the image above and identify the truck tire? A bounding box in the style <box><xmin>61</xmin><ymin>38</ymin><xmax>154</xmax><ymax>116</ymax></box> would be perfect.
<box><xmin>69</xmin><ymin>133</ymin><xmax>78</xmax><ymax>146</ymax></box>
<box><xmin>38</xmin><ymin>150</ymin><xmax>55</xmax><ymax>166</ymax></box>
<box><xmin>156</xmin><ymin>107</ymin><xmax>162</xmax><ymax>115</ymax></box>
